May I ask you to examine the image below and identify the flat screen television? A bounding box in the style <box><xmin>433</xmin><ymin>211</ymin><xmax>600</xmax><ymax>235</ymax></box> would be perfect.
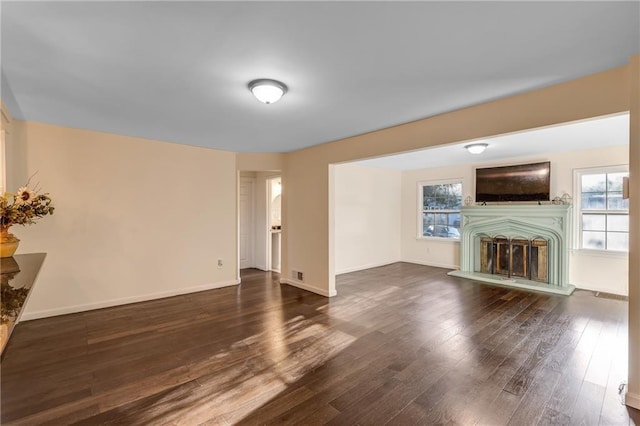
<box><xmin>475</xmin><ymin>161</ymin><xmax>550</xmax><ymax>202</ymax></box>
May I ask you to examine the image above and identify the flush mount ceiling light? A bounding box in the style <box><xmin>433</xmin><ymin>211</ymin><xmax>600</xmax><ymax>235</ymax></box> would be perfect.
<box><xmin>465</xmin><ymin>143</ymin><xmax>488</xmax><ymax>154</ymax></box>
<box><xmin>248</xmin><ymin>79</ymin><xmax>288</xmax><ymax>104</ymax></box>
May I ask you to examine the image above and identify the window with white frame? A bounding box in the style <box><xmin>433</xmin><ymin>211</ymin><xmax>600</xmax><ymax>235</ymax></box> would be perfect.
<box><xmin>419</xmin><ymin>180</ymin><xmax>462</xmax><ymax>239</ymax></box>
<box><xmin>575</xmin><ymin>166</ymin><xmax>629</xmax><ymax>252</ymax></box>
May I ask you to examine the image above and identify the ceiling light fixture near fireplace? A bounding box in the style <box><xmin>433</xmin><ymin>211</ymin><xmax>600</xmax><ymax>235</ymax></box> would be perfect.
<box><xmin>465</xmin><ymin>143</ymin><xmax>489</xmax><ymax>154</ymax></box>
<box><xmin>248</xmin><ymin>79</ymin><xmax>288</xmax><ymax>104</ymax></box>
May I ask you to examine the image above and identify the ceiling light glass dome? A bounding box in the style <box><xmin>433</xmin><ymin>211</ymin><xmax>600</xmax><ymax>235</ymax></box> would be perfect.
<box><xmin>248</xmin><ymin>79</ymin><xmax>288</xmax><ymax>104</ymax></box>
<box><xmin>465</xmin><ymin>143</ymin><xmax>488</xmax><ymax>154</ymax></box>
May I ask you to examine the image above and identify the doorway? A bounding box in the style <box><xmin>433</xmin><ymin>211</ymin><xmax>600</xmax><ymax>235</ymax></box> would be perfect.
<box><xmin>238</xmin><ymin>172</ymin><xmax>282</xmax><ymax>275</ymax></box>
<box><xmin>267</xmin><ymin>176</ymin><xmax>282</xmax><ymax>273</ymax></box>
<box><xmin>239</xmin><ymin>176</ymin><xmax>255</xmax><ymax>269</ymax></box>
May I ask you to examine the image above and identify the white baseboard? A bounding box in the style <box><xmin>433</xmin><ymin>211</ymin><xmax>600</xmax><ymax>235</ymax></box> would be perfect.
<box><xmin>280</xmin><ymin>278</ymin><xmax>337</xmax><ymax>297</ymax></box>
<box><xmin>626</xmin><ymin>391</ymin><xmax>640</xmax><ymax>410</ymax></box>
<box><xmin>336</xmin><ymin>259</ymin><xmax>402</xmax><ymax>275</ymax></box>
<box><xmin>574</xmin><ymin>283</ymin><xmax>628</xmax><ymax>297</ymax></box>
<box><xmin>402</xmin><ymin>258</ymin><xmax>458</xmax><ymax>270</ymax></box>
<box><xmin>21</xmin><ymin>279</ymin><xmax>240</xmax><ymax>321</ymax></box>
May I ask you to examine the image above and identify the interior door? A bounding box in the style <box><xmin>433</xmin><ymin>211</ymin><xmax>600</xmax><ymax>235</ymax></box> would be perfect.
<box><xmin>239</xmin><ymin>178</ymin><xmax>255</xmax><ymax>269</ymax></box>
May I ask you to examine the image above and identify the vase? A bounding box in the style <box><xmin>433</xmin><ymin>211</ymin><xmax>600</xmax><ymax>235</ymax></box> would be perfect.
<box><xmin>0</xmin><ymin>226</ymin><xmax>20</xmax><ymax>258</ymax></box>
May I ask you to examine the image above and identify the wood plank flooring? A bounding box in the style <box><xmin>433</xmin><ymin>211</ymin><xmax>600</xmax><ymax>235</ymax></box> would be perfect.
<box><xmin>1</xmin><ymin>263</ymin><xmax>639</xmax><ymax>425</ymax></box>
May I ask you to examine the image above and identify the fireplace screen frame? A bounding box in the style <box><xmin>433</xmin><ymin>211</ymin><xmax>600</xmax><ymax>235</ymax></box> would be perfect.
<box><xmin>478</xmin><ymin>235</ymin><xmax>549</xmax><ymax>283</ymax></box>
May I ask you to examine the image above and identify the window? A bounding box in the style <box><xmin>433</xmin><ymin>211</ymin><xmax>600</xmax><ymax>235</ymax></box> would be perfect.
<box><xmin>576</xmin><ymin>167</ymin><xmax>628</xmax><ymax>252</ymax></box>
<box><xmin>419</xmin><ymin>180</ymin><xmax>462</xmax><ymax>239</ymax></box>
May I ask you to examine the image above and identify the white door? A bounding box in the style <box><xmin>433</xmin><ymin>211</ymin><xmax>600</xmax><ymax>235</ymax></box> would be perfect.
<box><xmin>239</xmin><ymin>178</ymin><xmax>255</xmax><ymax>269</ymax></box>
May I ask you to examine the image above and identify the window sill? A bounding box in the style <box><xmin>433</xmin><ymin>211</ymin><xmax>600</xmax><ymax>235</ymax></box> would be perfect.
<box><xmin>416</xmin><ymin>237</ymin><xmax>461</xmax><ymax>244</ymax></box>
<box><xmin>571</xmin><ymin>249</ymin><xmax>628</xmax><ymax>259</ymax></box>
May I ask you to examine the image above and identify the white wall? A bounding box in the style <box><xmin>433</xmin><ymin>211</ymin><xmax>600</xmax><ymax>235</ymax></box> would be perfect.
<box><xmin>400</xmin><ymin>144</ymin><xmax>629</xmax><ymax>294</ymax></box>
<box><xmin>401</xmin><ymin>165</ymin><xmax>470</xmax><ymax>269</ymax></box>
<box><xmin>15</xmin><ymin>121</ymin><xmax>239</xmax><ymax>319</ymax></box>
<box><xmin>334</xmin><ymin>163</ymin><xmax>402</xmax><ymax>274</ymax></box>
<box><xmin>561</xmin><ymin>147</ymin><xmax>629</xmax><ymax>295</ymax></box>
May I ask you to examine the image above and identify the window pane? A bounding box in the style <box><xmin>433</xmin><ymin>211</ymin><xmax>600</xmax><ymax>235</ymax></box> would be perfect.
<box><xmin>421</xmin><ymin>183</ymin><xmax>461</xmax><ymax>239</ymax></box>
<box><xmin>422</xmin><ymin>186</ymin><xmax>435</xmax><ymax>209</ymax></box>
<box><xmin>423</xmin><ymin>213</ymin><xmax>434</xmax><ymax>235</ymax></box>
<box><xmin>607</xmin><ymin>215</ymin><xmax>628</xmax><ymax>232</ymax></box>
<box><xmin>607</xmin><ymin>232</ymin><xmax>629</xmax><ymax>252</ymax></box>
<box><xmin>582</xmin><ymin>192</ymin><xmax>605</xmax><ymax>210</ymax></box>
<box><xmin>579</xmin><ymin>170</ymin><xmax>629</xmax><ymax>252</ymax></box>
<box><xmin>453</xmin><ymin>196</ymin><xmax>462</xmax><ymax>210</ymax></box>
<box><xmin>582</xmin><ymin>174</ymin><xmax>606</xmax><ymax>192</ymax></box>
<box><xmin>425</xmin><ymin>224</ymin><xmax>460</xmax><ymax>238</ymax></box>
<box><xmin>607</xmin><ymin>192</ymin><xmax>629</xmax><ymax>210</ymax></box>
<box><xmin>434</xmin><ymin>213</ymin><xmax>447</xmax><ymax>226</ymax></box>
<box><xmin>451</xmin><ymin>183</ymin><xmax>462</xmax><ymax>209</ymax></box>
<box><xmin>423</xmin><ymin>185</ymin><xmax>442</xmax><ymax>208</ymax></box>
<box><xmin>607</xmin><ymin>172</ymin><xmax>627</xmax><ymax>192</ymax></box>
<box><xmin>423</xmin><ymin>183</ymin><xmax>462</xmax><ymax>210</ymax></box>
<box><xmin>583</xmin><ymin>214</ymin><xmax>605</xmax><ymax>231</ymax></box>
<box><xmin>583</xmin><ymin>231</ymin><xmax>606</xmax><ymax>250</ymax></box>
<box><xmin>448</xmin><ymin>213</ymin><xmax>461</xmax><ymax>228</ymax></box>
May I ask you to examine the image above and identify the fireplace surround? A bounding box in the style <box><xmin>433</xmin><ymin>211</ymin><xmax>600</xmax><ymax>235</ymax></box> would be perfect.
<box><xmin>448</xmin><ymin>204</ymin><xmax>575</xmax><ymax>295</ymax></box>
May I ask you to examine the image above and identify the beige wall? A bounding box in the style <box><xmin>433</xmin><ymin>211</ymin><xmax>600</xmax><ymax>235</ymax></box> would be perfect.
<box><xmin>282</xmin><ymin>150</ymin><xmax>331</xmax><ymax>294</ymax></box>
<box><xmin>237</xmin><ymin>152</ymin><xmax>284</xmax><ymax>172</ymax></box>
<box><xmin>1</xmin><ymin>102</ymin><xmax>28</xmax><ymax>192</ymax></box>
<box><xmin>13</xmin><ymin>121</ymin><xmax>238</xmax><ymax>320</ymax></box>
<box><xmin>334</xmin><ymin>163</ymin><xmax>401</xmax><ymax>274</ymax></box>
<box><xmin>400</xmin><ymin>144</ymin><xmax>629</xmax><ymax>294</ymax></box>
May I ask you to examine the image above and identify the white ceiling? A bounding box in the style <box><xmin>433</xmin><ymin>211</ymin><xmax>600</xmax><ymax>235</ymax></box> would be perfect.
<box><xmin>1</xmin><ymin>2</ymin><xmax>639</xmax><ymax>153</ymax></box>
<box><xmin>356</xmin><ymin>113</ymin><xmax>630</xmax><ymax>170</ymax></box>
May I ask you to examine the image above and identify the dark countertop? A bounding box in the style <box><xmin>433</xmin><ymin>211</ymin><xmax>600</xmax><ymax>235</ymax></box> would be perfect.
<box><xmin>1</xmin><ymin>253</ymin><xmax>46</xmax><ymax>354</ymax></box>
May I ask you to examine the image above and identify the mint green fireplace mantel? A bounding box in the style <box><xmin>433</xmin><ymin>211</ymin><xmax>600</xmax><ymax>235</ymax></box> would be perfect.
<box><xmin>448</xmin><ymin>204</ymin><xmax>575</xmax><ymax>295</ymax></box>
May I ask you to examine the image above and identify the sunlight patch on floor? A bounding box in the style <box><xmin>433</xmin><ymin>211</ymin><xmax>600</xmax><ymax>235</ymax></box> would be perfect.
<box><xmin>110</xmin><ymin>312</ymin><xmax>358</xmax><ymax>424</ymax></box>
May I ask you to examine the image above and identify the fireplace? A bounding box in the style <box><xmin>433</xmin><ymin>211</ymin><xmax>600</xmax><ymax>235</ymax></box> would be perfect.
<box><xmin>479</xmin><ymin>236</ymin><xmax>548</xmax><ymax>282</ymax></box>
<box><xmin>448</xmin><ymin>205</ymin><xmax>575</xmax><ymax>295</ymax></box>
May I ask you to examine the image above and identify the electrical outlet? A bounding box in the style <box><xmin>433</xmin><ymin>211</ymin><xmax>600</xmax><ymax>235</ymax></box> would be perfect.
<box><xmin>217</xmin><ymin>259</ymin><xmax>223</xmax><ymax>269</ymax></box>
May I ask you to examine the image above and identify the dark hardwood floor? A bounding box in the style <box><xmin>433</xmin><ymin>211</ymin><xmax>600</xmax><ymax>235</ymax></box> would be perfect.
<box><xmin>1</xmin><ymin>263</ymin><xmax>638</xmax><ymax>425</ymax></box>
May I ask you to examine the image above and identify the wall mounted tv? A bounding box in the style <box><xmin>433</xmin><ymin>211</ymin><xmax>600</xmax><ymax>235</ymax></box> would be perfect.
<box><xmin>475</xmin><ymin>161</ymin><xmax>551</xmax><ymax>202</ymax></box>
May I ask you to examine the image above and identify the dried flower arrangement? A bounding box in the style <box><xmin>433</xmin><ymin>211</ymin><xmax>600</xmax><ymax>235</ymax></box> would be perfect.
<box><xmin>0</xmin><ymin>179</ymin><xmax>54</xmax><ymax>258</ymax></box>
<box><xmin>1</xmin><ymin>185</ymin><xmax>54</xmax><ymax>228</ymax></box>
